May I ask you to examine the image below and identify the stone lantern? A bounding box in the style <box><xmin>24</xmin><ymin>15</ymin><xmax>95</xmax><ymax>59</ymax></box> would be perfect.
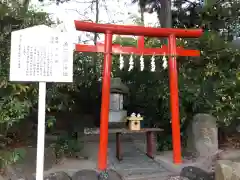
<box><xmin>109</xmin><ymin>77</ymin><xmax>129</xmax><ymax>128</ymax></box>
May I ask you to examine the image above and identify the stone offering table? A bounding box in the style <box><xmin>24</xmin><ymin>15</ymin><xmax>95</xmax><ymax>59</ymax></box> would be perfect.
<box><xmin>84</xmin><ymin>128</ymin><xmax>163</xmax><ymax>161</ymax></box>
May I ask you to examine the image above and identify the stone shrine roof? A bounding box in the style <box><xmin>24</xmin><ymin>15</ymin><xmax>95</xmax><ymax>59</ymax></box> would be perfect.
<box><xmin>110</xmin><ymin>77</ymin><xmax>129</xmax><ymax>94</ymax></box>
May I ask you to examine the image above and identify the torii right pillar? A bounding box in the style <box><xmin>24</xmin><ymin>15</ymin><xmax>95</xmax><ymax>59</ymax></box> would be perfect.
<box><xmin>168</xmin><ymin>34</ymin><xmax>181</xmax><ymax>164</ymax></box>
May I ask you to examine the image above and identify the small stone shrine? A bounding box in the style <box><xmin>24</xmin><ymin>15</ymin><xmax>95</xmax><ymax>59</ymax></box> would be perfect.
<box><xmin>109</xmin><ymin>78</ymin><xmax>129</xmax><ymax>128</ymax></box>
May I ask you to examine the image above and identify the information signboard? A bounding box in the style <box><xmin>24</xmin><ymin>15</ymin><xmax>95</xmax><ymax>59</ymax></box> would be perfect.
<box><xmin>9</xmin><ymin>25</ymin><xmax>74</xmax><ymax>180</ymax></box>
<box><xmin>10</xmin><ymin>25</ymin><xmax>73</xmax><ymax>82</ymax></box>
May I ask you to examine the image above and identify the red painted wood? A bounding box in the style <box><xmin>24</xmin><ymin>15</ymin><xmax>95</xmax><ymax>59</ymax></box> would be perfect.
<box><xmin>146</xmin><ymin>131</ymin><xmax>154</xmax><ymax>159</ymax></box>
<box><xmin>98</xmin><ymin>32</ymin><xmax>113</xmax><ymax>170</ymax></box>
<box><xmin>75</xmin><ymin>44</ymin><xmax>200</xmax><ymax>56</ymax></box>
<box><xmin>74</xmin><ymin>21</ymin><xmax>203</xmax><ymax>38</ymax></box>
<box><xmin>138</xmin><ymin>36</ymin><xmax>145</xmax><ymax>51</ymax></box>
<box><xmin>168</xmin><ymin>34</ymin><xmax>182</xmax><ymax>164</ymax></box>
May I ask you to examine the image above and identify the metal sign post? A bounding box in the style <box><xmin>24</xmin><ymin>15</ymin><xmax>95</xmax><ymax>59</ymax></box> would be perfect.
<box><xmin>9</xmin><ymin>25</ymin><xmax>74</xmax><ymax>180</ymax></box>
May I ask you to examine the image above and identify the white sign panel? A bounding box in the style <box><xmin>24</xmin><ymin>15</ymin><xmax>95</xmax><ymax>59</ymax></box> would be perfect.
<box><xmin>10</xmin><ymin>25</ymin><xmax>73</xmax><ymax>82</ymax></box>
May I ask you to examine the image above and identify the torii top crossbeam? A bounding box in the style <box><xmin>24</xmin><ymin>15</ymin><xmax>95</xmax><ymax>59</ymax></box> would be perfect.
<box><xmin>74</xmin><ymin>21</ymin><xmax>202</xmax><ymax>38</ymax></box>
<box><xmin>74</xmin><ymin>20</ymin><xmax>203</xmax><ymax>173</ymax></box>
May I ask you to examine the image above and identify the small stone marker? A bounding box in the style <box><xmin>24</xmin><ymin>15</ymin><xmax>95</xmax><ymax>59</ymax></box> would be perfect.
<box><xmin>186</xmin><ymin>113</ymin><xmax>218</xmax><ymax>158</ymax></box>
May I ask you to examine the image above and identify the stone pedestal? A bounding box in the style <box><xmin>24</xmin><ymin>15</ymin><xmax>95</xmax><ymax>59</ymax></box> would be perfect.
<box><xmin>109</xmin><ymin>110</ymin><xmax>127</xmax><ymax>123</ymax></box>
<box><xmin>109</xmin><ymin>110</ymin><xmax>127</xmax><ymax>128</ymax></box>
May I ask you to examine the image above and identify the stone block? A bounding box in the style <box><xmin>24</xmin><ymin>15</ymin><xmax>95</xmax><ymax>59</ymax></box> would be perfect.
<box><xmin>180</xmin><ymin>166</ymin><xmax>214</xmax><ymax>180</ymax></box>
<box><xmin>43</xmin><ymin>172</ymin><xmax>71</xmax><ymax>180</ymax></box>
<box><xmin>72</xmin><ymin>169</ymin><xmax>98</xmax><ymax>180</ymax></box>
<box><xmin>186</xmin><ymin>113</ymin><xmax>218</xmax><ymax>158</ymax></box>
<box><xmin>215</xmin><ymin>160</ymin><xmax>240</xmax><ymax>180</ymax></box>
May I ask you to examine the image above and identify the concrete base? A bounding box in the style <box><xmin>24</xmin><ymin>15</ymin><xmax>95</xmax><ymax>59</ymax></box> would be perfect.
<box><xmin>154</xmin><ymin>151</ymin><xmax>216</xmax><ymax>174</ymax></box>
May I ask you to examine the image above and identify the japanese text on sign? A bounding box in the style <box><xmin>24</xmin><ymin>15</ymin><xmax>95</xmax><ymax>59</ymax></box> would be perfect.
<box><xmin>10</xmin><ymin>26</ymin><xmax>73</xmax><ymax>82</ymax></box>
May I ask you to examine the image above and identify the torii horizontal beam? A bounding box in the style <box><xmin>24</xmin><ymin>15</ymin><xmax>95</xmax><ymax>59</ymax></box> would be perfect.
<box><xmin>74</xmin><ymin>21</ymin><xmax>203</xmax><ymax>38</ymax></box>
<box><xmin>75</xmin><ymin>43</ymin><xmax>200</xmax><ymax>56</ymax></box>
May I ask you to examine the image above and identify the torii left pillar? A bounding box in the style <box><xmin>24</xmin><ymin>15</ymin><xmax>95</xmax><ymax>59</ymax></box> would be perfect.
<box><xmin>98</xmin><ymin>31</ymin><xmax>113</xmax><ymax>170</ymax></box>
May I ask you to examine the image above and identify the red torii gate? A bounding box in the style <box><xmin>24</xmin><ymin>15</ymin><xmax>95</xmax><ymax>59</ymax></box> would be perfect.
<box><xmin>74</xmin><ymin>21</ymin><xmax>203</xmax><ymax>171</ymax></box>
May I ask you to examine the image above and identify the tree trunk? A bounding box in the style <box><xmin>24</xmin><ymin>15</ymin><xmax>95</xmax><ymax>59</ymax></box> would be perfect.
<box><xmin>19</xmin><ymin>0</ymin><xmax>30</xmax><ymax>12</ymax></box>
<box><xmin>94</xmin><ymin>0</ymin><xmax>99</xmax><ymax>45</ymax></box>
<box><xmin>156</xmin><ymin>0</ymin><xmax>172</xmax><ymax>44</ymax></box>
<box><xmin>159</xmin><ymin>0</ymin><xmax>172</xmax><ymax>28</ymax></box>
<box><xmin>93</xmin><ymin>0</ymin><xmax>99</xmax><ymax>75</ymax></box>
<box><xmin>140</xmin><ymin>6</ymin><xmax>145</xmax><ymax>25</ymax></box>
